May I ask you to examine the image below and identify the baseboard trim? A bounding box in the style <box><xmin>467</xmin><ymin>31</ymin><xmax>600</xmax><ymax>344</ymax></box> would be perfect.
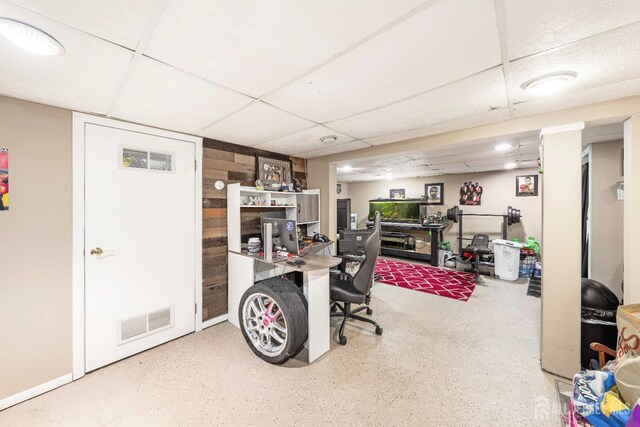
<box><xmin>202</xmin><ymin>314</ymin><xmax>228</xmax><ymax>330</ymax></box>
<box><xmin>0</xmin><ymin>374</ymin><xmax>72</xmax><ymax>412</ymax></box>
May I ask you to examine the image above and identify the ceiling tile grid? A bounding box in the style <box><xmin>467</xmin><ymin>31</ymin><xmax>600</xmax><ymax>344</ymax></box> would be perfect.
<box><xmin>263</xmin><ymin>0</ymin><xmax>502</xmax><ymax>123</ymax></box>
<box><xmin>5</xmin><ymin>0</ymin><xmax>157</xmax><ymax>49</ymax></box>
<box><xmin>256</xmin><ymin>125</ymin><xmax>357</xmax><ymax>156</ymax></box>
<box><xmin>143</xmin><ymin>0</ymin><xmax>428</xmax><ymax>98</ymax></box>
<box><xmin>504</xmin><ymin>0</ymin><xmax>640</xmax><ymax>60</ymax></box>
<box><xmin>0</xmin><ymin>2</ymin><xmax>133</xmax><ymax>114</ymax></box>
<box><xmin>200</xmin><ymin>101</ymin><xmax>315</xmax><ymax>146</ymax></box>
<box><xmin>109</xmin><ymin>57</ymin><xmax>253</xmax><ymax>134</ymax></box>
<box><xmin>327</xmin><ymin>67</ymin><xmax>508</xmax><ymax>140</ymax></box>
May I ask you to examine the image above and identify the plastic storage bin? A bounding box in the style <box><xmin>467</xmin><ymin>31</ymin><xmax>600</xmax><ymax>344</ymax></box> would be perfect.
<box><xmin>493</xmin><ymin>239</ymin><xmax>523</xmax><ymax>281</ymax></box>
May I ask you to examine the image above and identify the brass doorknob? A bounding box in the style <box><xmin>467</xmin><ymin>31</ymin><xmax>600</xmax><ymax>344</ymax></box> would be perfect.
<box><xmin>90</xmin><ymin>247</ymin><xmax>103</xmax><ymax>256</ymax></box>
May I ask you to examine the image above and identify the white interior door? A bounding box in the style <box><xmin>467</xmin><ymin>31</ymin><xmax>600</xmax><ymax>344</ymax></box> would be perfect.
<box><xmin>85</xmin><ymin>123</ymin><xmax>196</xmax><ymax>372</ymax></box>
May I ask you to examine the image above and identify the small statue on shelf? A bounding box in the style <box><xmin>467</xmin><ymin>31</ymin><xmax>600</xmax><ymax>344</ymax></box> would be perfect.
<box><xmin>293</xmin><ymin>179</ymin><xmax>302</xmax><ymax>192</ymax></box>
<box><xmin>279</xmin><ymin>180</ymin><xmax>289</xmax><ymax>192</ymax></box>
<box><xmin>255</xmin><ymin>179</ymin><xmax>264</xmax><ymax>191</ymax></box>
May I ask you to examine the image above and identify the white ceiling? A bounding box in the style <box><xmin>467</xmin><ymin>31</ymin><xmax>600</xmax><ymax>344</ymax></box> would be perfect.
<box><xmin>336</xmin><ymin>130</ymin><xmax>541</xmax><ymax>182</ymax></box>
<box><xmin>1</xmin><ymin>0</ymin><xmax>639</xmax><ymax>159</ymax></box>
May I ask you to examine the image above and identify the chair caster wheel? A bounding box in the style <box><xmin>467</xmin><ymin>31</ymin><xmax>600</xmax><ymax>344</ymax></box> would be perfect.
<box><xmin>339</xmin><ymin>336</ymin><xmax>347</xmax><ymax>345</ymax></box>
<box><xmin>366</xmin><ymin>307</ymin><xmax>373</xmax><ymax>316</ymax></box>
<box><xmin>330</xmin><ymin>304</ymin><xmax>337</xmax><ymax>313</ymax></box>
<box><xmin>375</xmin><ymin>327</ymin><xmax>383</xmax><ymax>336</ymax></box>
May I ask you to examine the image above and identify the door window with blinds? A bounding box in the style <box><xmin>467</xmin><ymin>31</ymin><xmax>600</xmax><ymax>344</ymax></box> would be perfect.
<box><xmin>120</xmin><ymin>147</ymin><xmax>174</xmax><ymax>172</ymax></box>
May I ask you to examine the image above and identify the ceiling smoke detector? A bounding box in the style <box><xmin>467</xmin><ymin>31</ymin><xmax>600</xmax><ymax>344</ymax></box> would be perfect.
<box><xmin>320</xmin><ymin>135</ymin><xmax>338</xmax><ymax>145</ymax></box>
<box><xmin>0</xmin><ymin>18</ymin><xmax>65</xmax><ymax>56</ymax></box>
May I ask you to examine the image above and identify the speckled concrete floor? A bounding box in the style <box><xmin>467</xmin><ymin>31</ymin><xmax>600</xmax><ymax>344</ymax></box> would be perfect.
<box><xmin>1</xmin><ymin>274</ymin><xmax>562</xmax><ymax>426</ymax></box>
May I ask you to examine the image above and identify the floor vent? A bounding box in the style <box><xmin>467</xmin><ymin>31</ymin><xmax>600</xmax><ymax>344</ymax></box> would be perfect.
<box><xmin>119</xmin><ymin>306</ymin><xmax>174</xmax><ymax>344</ymax></box>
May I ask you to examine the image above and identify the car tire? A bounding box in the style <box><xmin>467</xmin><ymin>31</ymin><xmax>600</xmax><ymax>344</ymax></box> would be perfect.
<box><xmin>239</xmin><ymin>277</ymin><xmax>308</xmax><ymax>364</ymax></box>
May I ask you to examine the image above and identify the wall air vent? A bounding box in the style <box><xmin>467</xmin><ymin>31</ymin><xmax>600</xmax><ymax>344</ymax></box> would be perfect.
<box><xmin>118</xmin><ymin>306</ymin><xmax>174</xmax><ymax>344</ymax></box>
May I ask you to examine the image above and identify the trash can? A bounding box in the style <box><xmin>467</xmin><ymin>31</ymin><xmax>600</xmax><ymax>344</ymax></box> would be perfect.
<box><xmin>581</xmin><ymin>278</ymin><xmax>620</xmax><ymax>369</ymax></box>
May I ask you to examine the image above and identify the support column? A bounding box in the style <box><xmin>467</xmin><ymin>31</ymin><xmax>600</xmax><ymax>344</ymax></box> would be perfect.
<box><xmin>624</xmin><ymin>115</ymin><xmax>640</xmax><ymax>303</ymax></box>
<box><xmin>540</xmin><ymin>123</ymin><xmax>583</xmax><ymax>378</ymax></box>
<box><xmin>306</xmin><ymin>159</ymin><xmax>338</xmax><ymax>242</ymax></box>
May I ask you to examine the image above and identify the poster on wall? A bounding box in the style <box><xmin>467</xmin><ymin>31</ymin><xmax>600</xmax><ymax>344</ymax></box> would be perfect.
<box><xmin>516</xmin><ymin>175</ymin><xmax>538</xmax><ymax>197</ymax></box>
<box><xmin>0</xmin><ymin>148</ymin><xmax>8</xmax><ymax>210</ymax></box>
<box><xmin>389</xmin><ymin>188</ymin><xmax>405</xmax><ymax>199</ymax></box>
<box><xmin>424</xmin><ymin>183</ymin><xmax>444</xmax><ymax>205</ymax></box>
<box><xmin>459</xmin><ymin>180</ymin><xmax>482</xmax><ymax>206</ymax></box>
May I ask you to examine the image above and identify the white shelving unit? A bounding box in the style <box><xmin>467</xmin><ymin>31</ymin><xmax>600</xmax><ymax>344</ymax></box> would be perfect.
<box><xmin>227</xmin><ymin>183</ymin><xmax>321</xmax><ymax>253</ymax></box>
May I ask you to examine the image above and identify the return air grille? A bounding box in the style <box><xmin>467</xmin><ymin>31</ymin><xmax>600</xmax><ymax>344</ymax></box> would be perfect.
<box><xmin>122</xmin><ymin>148</ymin><xmax>173</xmax><ymax>172</ymax></box>
<box><xmin>119</xmin><ymin>306</ymin><xmax>174</xmax><ymax>344</ymax></box>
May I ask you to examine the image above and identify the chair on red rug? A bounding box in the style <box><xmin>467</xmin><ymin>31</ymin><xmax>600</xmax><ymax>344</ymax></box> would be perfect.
<box><xmin>330</xmin><ymin>211</ymin><xmax>383</xmax><ymax>345</ymax></box>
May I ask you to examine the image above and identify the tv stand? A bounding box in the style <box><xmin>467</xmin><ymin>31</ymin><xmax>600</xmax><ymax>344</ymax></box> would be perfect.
<box><xmin>368</xmin><ymin>221</ymin><xmax>447</xmax><ymax>266</ymax></box>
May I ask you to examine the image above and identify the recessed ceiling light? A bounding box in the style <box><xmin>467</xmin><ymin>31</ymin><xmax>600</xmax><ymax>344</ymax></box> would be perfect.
<box><xmin>0</xmin><ymin>18</ymin><xmax>64</xmax><ymax>56</ymax></box>
<box><xmin>504</xmin><ymin>162</ymin><xmax>518</xmax><ymax>170</ymax></box>
<box><xmin>494</xmin><ymin>143</ymin><xmax>513</xmax><ymax>152</ymax></box>
<box><xmin>320</xmin><ymin>135</ymin><xmax>338</xmax><ymax>145</ymax></box>
<box><xmin>385</xmin><ymin>174</ymin><xmax>393</xmax><ymax>181</ymax></box>
<box><xmin>340</xmin><ymin>165</ymin><xmax>352</xmax><ymax>172</ymax></box>
<box><xmin>522</xmin><ymin>71</ymin><xmax>577</xmax><ymax>96</ymax></box>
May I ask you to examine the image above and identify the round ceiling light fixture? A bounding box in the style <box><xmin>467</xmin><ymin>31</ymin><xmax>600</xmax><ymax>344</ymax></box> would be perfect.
<box><xmin>340</xmin><ymin>165</ymin><xmax>352</xmax><ymax>172</ymax></box>
<box><xmin>494</xmin><ymin>143</ymin><xmax>513</xmax><ymax>152</ymax></box>
<box><xmin>0</xmin><ymin>18</ymin><xmax>64</xmax><ymax>56</ymax></box>
<box><xmin>320</xmin><ymin>135</ymin><xmax>338</xmax><ymax>145</ymax></box>
<box><xmin>504</xmin><ymin>162</ymin><xmax>518</xmax><ymax>170</ymax></box>
<box><xmin>521</xmin><ymin>71</ymin><xmax>577</xmax><ymax>96</ymax></box>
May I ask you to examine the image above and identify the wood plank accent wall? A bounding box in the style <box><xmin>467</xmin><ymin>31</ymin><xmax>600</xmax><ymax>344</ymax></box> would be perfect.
<box><xmin>202</xmin><ymin>138</ymin><xmax>308</xmax><ymax>321</ymax></box>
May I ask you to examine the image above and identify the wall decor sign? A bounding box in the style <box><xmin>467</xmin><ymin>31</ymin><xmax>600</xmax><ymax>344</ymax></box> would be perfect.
<box><xmin>0</xmin><ymin>148</ymin><xmax>8</xmax><ymax>211</ymax></box>
<box><xmin>516</xmin><ymin>175</ymin><xmax>538</xmax><ymax>197</ymax></box>
<box><xmin>459</xmin><ymin>180</ymin><xmax>482</xmax><ymax>206</ymax></box>
<box><xmin>255</xmin><ymin>155</ymin><xmax>293</xmax><ymax>190</ymax></box>
<box><xmin>424</xmin><ymin>183</ymin><xmax>444</xmax><ymax>205</ymax></box>
<box><xmin>389</xmin><ymin>188</ymin><xmax>405</xmax><ymax>199</ymax></box>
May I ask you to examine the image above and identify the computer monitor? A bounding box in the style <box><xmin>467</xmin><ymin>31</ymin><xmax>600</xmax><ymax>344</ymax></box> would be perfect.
<box><xmin>261</xmin><ymin>215</ymin><xmax>299</xmax><ymax>255</ymax></box>
<box><xmin>338</xmin><ymin>229</ymin><xmax>370</xmax><ymax>255</ymax></box>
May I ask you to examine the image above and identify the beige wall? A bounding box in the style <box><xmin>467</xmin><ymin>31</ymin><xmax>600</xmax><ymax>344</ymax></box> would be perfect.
<box><xmin>541</xmin><ymin>128</ymin><xmax>582</xmax><ymax>378</ymax></box>
<box><xmin>624</xmin><ymin>115</ymin><xmax>640</xmax><ymax>304</ymax></box>
<box><xmin>337</xmin><ymin>181</ymin><xmax>349</xmax><ymax>199</ymax></box>
<box><xmin>589</xmin><ymin>140</ymin><xmax>624</xmax><ymax>298</ymax></box>
<box><xmin>0</xmin><ymin>96</ymin><xmax>72</xmax><ymax>400</ymax></box>
<box><xmin>346</xmin><ymin>168</ymin><xmax>541</xmax><ymax>248</ymax></box>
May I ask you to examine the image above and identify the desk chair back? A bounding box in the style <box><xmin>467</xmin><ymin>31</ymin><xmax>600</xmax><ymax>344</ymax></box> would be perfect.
<box><xmin>352</xmin><ymin>211</ymin><xmax>381</xmax><ymax>295</ymax></box>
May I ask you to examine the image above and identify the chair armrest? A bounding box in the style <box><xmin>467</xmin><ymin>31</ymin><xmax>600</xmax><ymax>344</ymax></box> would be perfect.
<box><xmin>589</xmin><ymin>342</ymin><xmax>616</xmax><ymax>368</ymax></box>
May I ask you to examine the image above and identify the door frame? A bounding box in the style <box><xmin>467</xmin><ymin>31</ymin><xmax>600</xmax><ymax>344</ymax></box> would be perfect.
<box><xmin>72</xmin><ymin>113</ymin><xmax>203</xmax><ymax>380</ymax></box>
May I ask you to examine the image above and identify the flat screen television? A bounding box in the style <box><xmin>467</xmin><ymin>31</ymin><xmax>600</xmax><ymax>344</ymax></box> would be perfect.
<box><xmin>368</xmin><ymin>199</ymin><xmax>422</xmax><ymax>223</ymax></box>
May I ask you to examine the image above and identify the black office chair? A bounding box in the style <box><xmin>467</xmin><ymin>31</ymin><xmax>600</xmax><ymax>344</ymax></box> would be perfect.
<box><xmin>330</xmin><ymin>211</ymin><xmax>383</xmax><ymax>345</ymax></box>
<box><xmin>463</xmin><ymin>233</ymin><xmax>492</xmax><ymax>281</ymax></box>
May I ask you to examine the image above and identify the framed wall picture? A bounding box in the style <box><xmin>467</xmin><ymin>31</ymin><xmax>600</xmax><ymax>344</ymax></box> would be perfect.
<box><xmin>424</xmin><ymin>183</ymin><xmax>444</xmax><ymax>205</ymax></box>
<box><xmin>459</xmin><ymin>180</ymin><xmax>482</xmax><ymax>205</ymax></box>
<box><xmin>337</xmin><ymin>183</ymin><xmax>342</xmax><ymax>194</ymax></box>
<box><xmin>0</xmin><ymin>148</ymin><xmax>8</xmax><ymax>211</ymax></box>
<box><xmin>516</xmin><ymin>175</ymin><xmax>538</xmax><ymax>197</ymax></box>
<box><xmin>390</xmin><ymin>188</ymin><xmax>405</xmax><ymax>199</ymax></box>
<box><xmin>255</xmin><ymin>155</ymin><xmax>293</xmax><ymax>190</ymax></box>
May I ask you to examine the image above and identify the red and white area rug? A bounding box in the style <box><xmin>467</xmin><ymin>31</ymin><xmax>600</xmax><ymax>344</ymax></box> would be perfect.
<box><xmin>374</xmin><ymin>258</ymin><xmax>476</xmax><ymax>302</ymax></box>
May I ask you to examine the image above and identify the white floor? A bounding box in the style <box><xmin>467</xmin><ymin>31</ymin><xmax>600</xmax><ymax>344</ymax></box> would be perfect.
<box><xmin>1</xmin><ymin>274</ymin><xmax>562</xmax><ymax>426</ymax></box>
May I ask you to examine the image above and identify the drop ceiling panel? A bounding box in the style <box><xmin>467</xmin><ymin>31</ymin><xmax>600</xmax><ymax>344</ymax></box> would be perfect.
<box><xmin>511</xmin><ymin>24</ymin><xmax>640</xmax><ymax>103</ymax></box>
<box><xmin>110</xmin><ymin>57</ymin><xmax>252</xmax><ymax>134</ymax></box>
<box><xmin>513</xmin><ymin>76</ymin><xmax>640</xmax><ymax>118</ymax></box>
<box><xmin>300</xmin><ymin>140</ymin><xmax>370</xmax><ymax>158</ymax></box>
<box><xmin>327</xmin><ymin>68</ymin><xmax>508</xmax><ymax>139</ymax></box>
<box><xmin>256</xmin><ymin>125</ymin><xmax>356</xmax><ymax>155</ymax></box>
<box><xmin>264</xmin><ymin>0</ymin><xmax>501</xmax><ymax>123</ymax></box>
<box><xmin>0</xmin><ymin>4</ymin><xmax>132</xmax><ymax>114</ymax></box>
<box><xmin>200</xmin><ymin>101</ymin><xmax>315</xmax><ymax>146</ymax></box>
<box><xmin>144</xmin><ymin>0</ymin><xmax>427</xmax><ymax>98</ymax></box>
<box><xmin>362</xmin><ymin>108</ymin><xmax>511</xmax><ymax>146</ymax></box>
<box><xmin>6</xmin><ymin>0</ymin><xmax>157</xmax><ymax>49</ymax></box>
<box><xmin>505</xmin><ymin>0</ymin><xmax>640</xmax><ymax>60</ymax></box>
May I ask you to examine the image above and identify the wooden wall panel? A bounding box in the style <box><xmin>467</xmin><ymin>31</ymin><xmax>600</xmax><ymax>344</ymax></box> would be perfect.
<box><xmin>201</xmin><ymin>138</ymin><xmax>308</xmax><ymax>321</ymax></box>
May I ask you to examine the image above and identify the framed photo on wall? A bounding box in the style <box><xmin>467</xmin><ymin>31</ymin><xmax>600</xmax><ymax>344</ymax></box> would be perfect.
<box><xmin>0</xmin><ymin>148</ymin><xmax>8</xmax><ymax>211</ymax></box>
<box><xmin>516</xmin><ymin>175</ymin><xmax>538</xmax><ymax>197</ymax></box>
<box><xmin>424</xmin><ymin>183</ymin><xmax>444</xmax><ymax>205</ymax></box>
<box><xmin>390</xmin><ymin>188</ymin><xmax>405</xmax><ymax>199</ymax></box>
<box><xmin>459</xmin><ymin>180</ymin><xmax>482</xmax><ymax>205</ymax></box>
<box><xmin>255</xmin><ymin>155</ymin><xmax>293</xmax><ymax>190</ymax></box>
